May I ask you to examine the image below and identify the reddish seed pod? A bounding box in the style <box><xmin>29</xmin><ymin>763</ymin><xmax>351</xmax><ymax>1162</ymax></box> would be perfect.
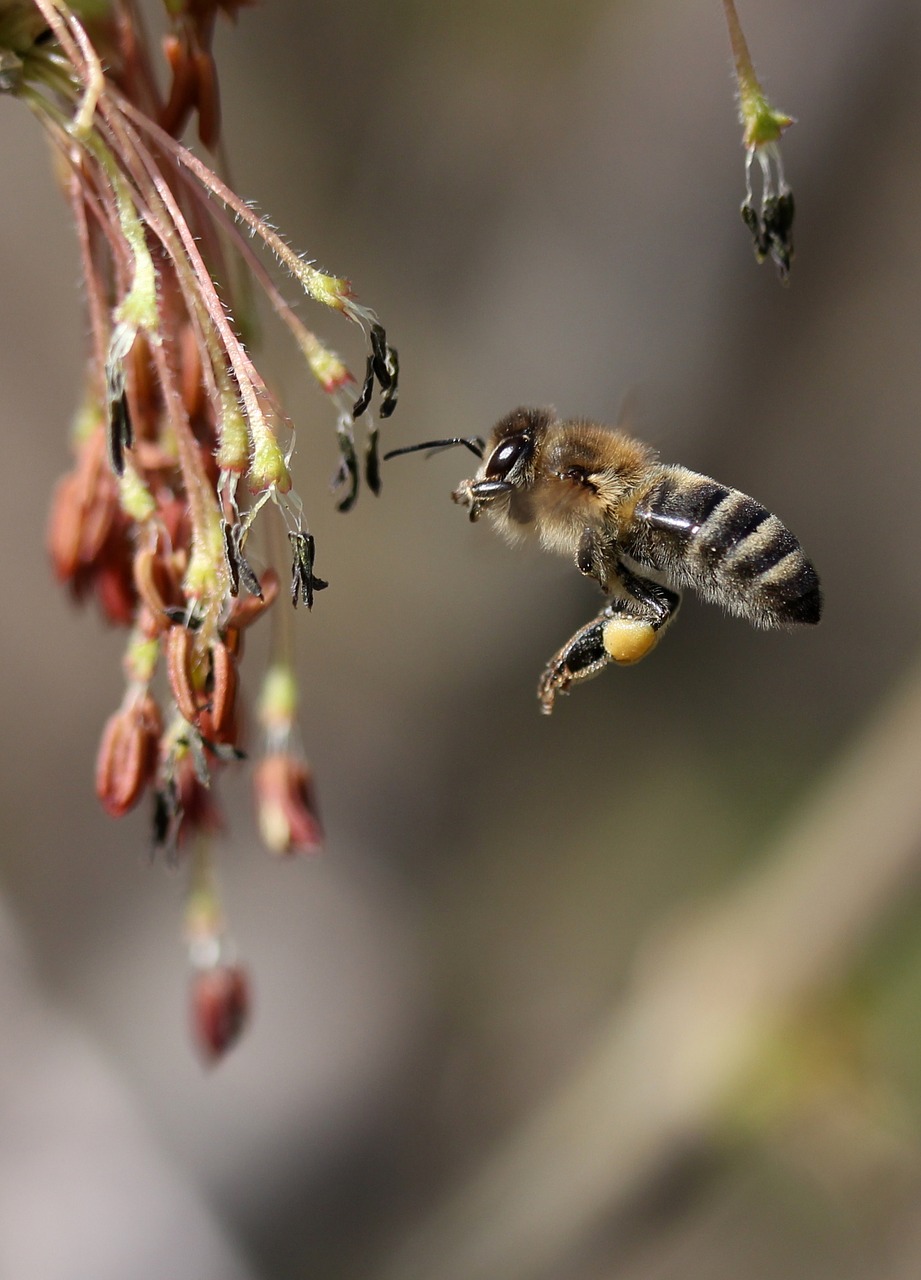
<box><xmin>165</xmin><ymin>624</ymin><xmax>202</xmax><ymax>724</ymax></box>
<box><xmin>226</xmin><ymin>567</ymin><xmax>280</xmax><ymax>633</ymax></box>
<box><xmin>191</xmin><ymin>964</ymin><xmax>249</xmax><ymax>1063</ymax></box>
<box><xmin>196</xmin><ymin>706</ymin><xmax>240</xmax><ymax>751</ymax></box>
<box><xmin>47</xmin><ymin>472</ymin><xmax>89</xmax><ymax>582</ymax></box>
<box><xmin>47</xmin><ymin>431</ymin><xmax>114</xmax><ymax>581</ymax></box>
<box><xmin>93</xmin><ymin>559</ymin><xmax>139</xmax><ymax>627</ymax></box>
<box><xmin>194</xmin><ymin>47</ymin><xmax>221</xmax><ymax>150</ymax></box>
<box><xmin>79</xmin><ymin>485</ymin><xmax>117</xmax><ymax>566</ymax></box>
<box><xmin>159</xmin><ymin>33</ymin><xmax>197</xmax><ymax>139</ymax></box>
<box><xmin>127</xmin><ymin>332</ymin><xmax>158</xmax><ymax>423</ymax></box>
<box><xmin>133</xmin><ymin>544</ymin><xmax>184</xmax><ymax>629</ymax></box>
<box><xmin>179</xmin><ymin>322</ymin><xmax>206</xmax><ymax>423</ymax></box>
<box><xmin>222</xmin><ymin>626</ymin><xmax>243</xmax><ymax>659</ymax></box>
<box><xmin>95</xmin><ymin>694</ymin><xmax>162</xmax><ymax>817</ymax></box>
<box><xmin>208</xmin><ymin>641</ymin><xmax>238</xmax><ymax>741</ymax></box>
<box><xmin>124</xmin><ymin>333</ymin><xmax>160</xmax><ymax>446</ymax></box>
<box><xmin>48</xmin><ymin>427</ymin><xmax>138</xmax><ymax>623</ymax></box>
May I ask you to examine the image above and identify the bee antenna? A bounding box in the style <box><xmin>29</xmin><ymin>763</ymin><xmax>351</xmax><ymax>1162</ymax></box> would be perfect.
<box><xmin>383</xmin><ymin>437</ymin><xmax>485</xmax><ymax>462</ymax></box>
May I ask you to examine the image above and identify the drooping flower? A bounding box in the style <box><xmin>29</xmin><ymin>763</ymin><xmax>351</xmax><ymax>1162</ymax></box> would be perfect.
<box><xmin>254</xmin><ymin>662</ymin><xmax>323</xmax><ymax>856</ymax></box>
<box><xmin>722</xmin><ymin>0</ymin><xmax>796</xmax><ymax>282</ymax></box>
<box><xmin>254</xmin><ymin>753</ymin><xmax>324</xmax><ymax>857</ymax></box>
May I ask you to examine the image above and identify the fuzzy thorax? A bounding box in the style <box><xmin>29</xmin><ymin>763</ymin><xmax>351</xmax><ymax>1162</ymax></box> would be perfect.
<box><xmin>485</xmin><ymin>420</ymin><xmax>655</xmax><ymax>559</ymax></box>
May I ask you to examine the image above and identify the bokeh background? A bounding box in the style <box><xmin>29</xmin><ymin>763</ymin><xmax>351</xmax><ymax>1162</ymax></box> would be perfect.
<box><xmin>2</xmin><ymin>1</ymin><xmax>921</xmax><ymax>1277</ymax></box>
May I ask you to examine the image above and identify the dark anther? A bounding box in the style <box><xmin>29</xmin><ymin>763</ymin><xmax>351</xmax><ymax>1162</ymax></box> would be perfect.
<box><xmin>741</xmin><ymin>190</ymin><xmax>794</xmax><ymax>281</ymax></box>
<box><xmin>764</xmin><ymin>191</ymin><xmax>795</xmax><ymax>281</ymax></box>
<box><xmin>769</xmin><ymin>190</ymin><xmax>795</xmax><ymax>239</ymax></box>
<box><xmin>107</xmin><ymin>389</ymin><xmax>132</xmax><ymax>477</ymax></box>
<box><xmin>152</xmin><ymin>787</ymin><xmax>173</xmax><ymax>848</ymax></box>
<box><xmin>352</xmin><ymin>355</ymin><xmax>375</xmax><ymax>420</ymax></box>
<box><xmin>740</xmin><ymin>201</ymin><xmax>768</xmax><ymax>260</ymax></box>
<box><xmin>163</xmin><ymin>607</ymin><xmax>203</xmax><ymax>629</ymax></box>
<box><xmin>222</xmin><ymin>521</ymin><xmax>239</xmax><ymax>596</ymax></box>
<box><xmin>365</xmin><ymin>426</ymin><xmax>382</xmax><ymax>495</ymax></box>
<box><xmin>152</xmin><ymin>779</ymin><xmax>181</xmax><ymax>855</ymax></box>
<box><xmin>235</xmin><ymin>547</ymin><xmax>263</xmax><ymax>600</ymax></box>
<box><xmin>355</xmin><ymin>324</ymin><xmax>399</xmax><ymax>422</ymax></box>
<box><xmin>289</xmin><ymin>530</ymin><xmax>329</xmax><ymax>610</ymax></box>
<box><xmin>370</xmin><ymin>323</ymin><xmax>388</xmax><ymax>364</ymax></box>
<box><xmin>379</xmin><ymin>346</ymin><xmax>399</xmax><ymax>418</ymax></box>
<box><xmin>334</xmin><ymin>426</ymin><xmax>360</xmax><ymax>512</ymax></box>
<box><xmin>223</xmin><ymin>521</ymin><xmax>263</xmax><ymax>600</ymax></box>
<box><xmin>370</xmin><ymin>336</ymin><xmax>392</xmax><ymax>392</ymax></box>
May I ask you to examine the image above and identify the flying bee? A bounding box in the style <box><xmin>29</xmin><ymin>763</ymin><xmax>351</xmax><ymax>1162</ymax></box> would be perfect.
<box><xmin>385</xmin><ymin>406</ymin><xmax>821</xmax><ymax>713</ymax></box>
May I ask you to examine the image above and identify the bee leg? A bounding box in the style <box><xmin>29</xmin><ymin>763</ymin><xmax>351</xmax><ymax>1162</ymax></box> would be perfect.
<box><xmin>613</xmin><ymin>561</ymin><xmax>681</xmax><ymax>635</ymax></box>
<box><xmin>574</xmin><ymin>535</ymin><xmax>680</xmax><ymax>622</ymax></box>
<box><xmin>537</xmin><ymin>576</ymin><xmax>681</xmax><ymax>715</ymax></box>
<box><xmin>538</xmin><ymin>610</ymin><xmax>611</xmax><ymax>714</ymax></box>
<box><xmin>600</xmin><ymin>563</ymin><xmax>681</xmax><ymax>666</ymax></box>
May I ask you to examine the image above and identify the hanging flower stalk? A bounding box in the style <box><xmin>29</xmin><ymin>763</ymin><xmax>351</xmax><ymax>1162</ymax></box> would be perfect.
<box><xmin>1</xmin><ymin>0</ymin><xmax>398</xmax><ymax>1059</ymax></box>
<box><xmin>722</xmin><ymin>0</ymin><xmax>796</xmax><ymax>282</ymax></box>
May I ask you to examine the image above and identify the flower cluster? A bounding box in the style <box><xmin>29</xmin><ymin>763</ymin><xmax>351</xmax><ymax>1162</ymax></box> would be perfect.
<box><xmin>2</xmin><ymin>0</ymin><xmax>397</xmax><ymax>1060</ymax></box>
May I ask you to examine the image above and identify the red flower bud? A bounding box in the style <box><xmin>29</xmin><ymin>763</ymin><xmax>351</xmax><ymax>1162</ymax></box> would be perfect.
<box><xmin>193</xmin><ymin>48</ymin><xmax>221</xmax><ymax>151</ymax></box>
<box><xmin>190</xmin><ymin>964</ymin><xmax>249</xmax><ymax>1063</ymax></box>
<box><xmin>133</xmin><ymin>544</ymin><xmax>184</xmax><ymax>629</ymax></box>
<box><xmin>48</xmin><ymin>428</ymin><xmax>137</xmax><ymax>624</ymax></box>
<box><xmin>179</xmin><ymin>322</ymin><xmax>207</xmax><ymax>423</ymax></box>
<box><xmin>166</xmin><ymin>623</ymin><xmax>203</xmax><ymax>723</ymax></box>
<box><xmin>160</xmin><ymin>33</ymin><xmax>197</xmax><ymax>144</ymax></box>
<box><xmin>95</xmin><ymin>694</ymin><xmax>162</xmax><ymax>817</ymax></box>
<box><xmin>254</xmin><ymin>753</ymin><xmax>323</xmax><ymax>856</ymax></box>
<box><xmin>208</xmin><ymin>640</ymin><xmax>238</xmax><ymax>741</ymax></box>
<box><xmin>225</xmin><ymin>567</ymin><xmax>280</xmax><ymax>633</ymax></box>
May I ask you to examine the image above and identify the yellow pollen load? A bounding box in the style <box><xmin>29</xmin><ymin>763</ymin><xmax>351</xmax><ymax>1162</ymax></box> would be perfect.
<box><xmin>602</xmin><ymin>616</ymin><xmax>659</xmax><ymax>665</ymax></box>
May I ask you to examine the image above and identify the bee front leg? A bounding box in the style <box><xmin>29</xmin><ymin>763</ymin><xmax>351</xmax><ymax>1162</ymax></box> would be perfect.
<box><xmin>538</xmin><ymin>572</ymin><xmax>681</xmax><ymax>715</ymax></box>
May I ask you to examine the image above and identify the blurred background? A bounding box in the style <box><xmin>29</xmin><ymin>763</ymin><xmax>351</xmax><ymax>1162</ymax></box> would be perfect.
<box><xmin>2</xmin><ymin>0</ymin><xmax>921</xmax><ymax>1276</ymax></box>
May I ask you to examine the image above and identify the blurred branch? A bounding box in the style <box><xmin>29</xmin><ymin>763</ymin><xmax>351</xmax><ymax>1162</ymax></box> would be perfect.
<box><xmin>385</xmin><ymin>657</ymin><xmax>921</xmax><ymax>1280</ymax></box>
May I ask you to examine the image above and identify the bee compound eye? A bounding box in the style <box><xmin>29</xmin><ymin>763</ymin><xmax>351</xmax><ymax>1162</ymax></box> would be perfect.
<box><xmin>486</xmin><ymin>435</ymin><xmax>529</xmax><ymax>480</ymax></box>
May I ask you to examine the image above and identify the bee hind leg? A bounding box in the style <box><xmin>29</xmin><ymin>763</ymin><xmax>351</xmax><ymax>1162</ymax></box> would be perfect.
<box><xmin>608</xmin><ymin>562</ymin><xmax>681</xmax><ymax>658</ymax></box>
<box><xmin>537</xmin><ymin>573</ymin><xmax>680</xmax><ymax>715</ymax></box>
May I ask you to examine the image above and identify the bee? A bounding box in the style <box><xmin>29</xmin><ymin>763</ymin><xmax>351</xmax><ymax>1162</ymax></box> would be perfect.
<box><xmin>385</xmin><ymin>407</ymin><xmax>821</xmax><ymax>713</ymax></box>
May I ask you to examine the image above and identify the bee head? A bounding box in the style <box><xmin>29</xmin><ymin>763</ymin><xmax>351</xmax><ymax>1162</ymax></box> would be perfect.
<box><xmin>445</xmin><ymin>407</ymin><xmax>552</xmax><ymax>519</ymax></box>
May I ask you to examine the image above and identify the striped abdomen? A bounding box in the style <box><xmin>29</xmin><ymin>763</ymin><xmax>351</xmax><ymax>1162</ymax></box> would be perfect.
<box><xmin>624</xmin><ymin>465</ymin><xmax>821</xmax><ymax>627</ymax></box>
